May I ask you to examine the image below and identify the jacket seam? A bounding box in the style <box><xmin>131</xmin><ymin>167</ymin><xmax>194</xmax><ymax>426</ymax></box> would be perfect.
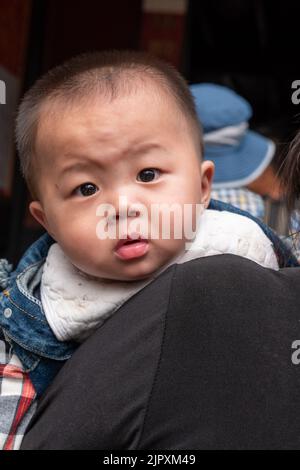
<box><xmin>136</xmin><ymin>264</ymin><xmax>178</xmax><ymax>449</ymax></box>
<box><xmin>16</xmin><ymin>259</ymin><xmax>45</xmax><ymax>307</ymax></box>
<box><xmin>6</xmin><ymin>295</ymin><xmax>48</xmax><ymax>323</ymax></box>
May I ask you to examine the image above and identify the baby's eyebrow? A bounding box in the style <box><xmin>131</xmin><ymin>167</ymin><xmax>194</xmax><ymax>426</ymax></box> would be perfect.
<box><xmin>59</xmin><ymin>161</ymin><xmax>92</xmax><ymax>178</ymax></box>
<box><xmin>59</xmin><ymin>143</ymin><xmax>166</xmax><ymax>177</ymax></box>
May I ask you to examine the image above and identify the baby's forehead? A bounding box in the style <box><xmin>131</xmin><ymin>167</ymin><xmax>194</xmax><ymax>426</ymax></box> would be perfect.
<box><xmin>43</xmin><ymin>74</ymin><xmax>180</xmax><ymax>115</ymax></box>
<box><xmin>36</xmin><ymin>75</ymin><xmax>200</xmax><ymax>160</ymax></box>
<box><xmin>38</xmin><ymin>83</ymin><xmax>186</xmax><ymax>144</ymax></box>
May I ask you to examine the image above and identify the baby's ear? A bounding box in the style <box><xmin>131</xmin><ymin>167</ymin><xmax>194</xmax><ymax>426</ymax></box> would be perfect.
<box><xmin>29</xmin><ymin>200</ymin><xmax>51</xmax><ymax>233</ymax></box>
<box><xmin>200</xmin><ymin>160</ymin><xmax>215</xmax><ymax>207</ymax></box>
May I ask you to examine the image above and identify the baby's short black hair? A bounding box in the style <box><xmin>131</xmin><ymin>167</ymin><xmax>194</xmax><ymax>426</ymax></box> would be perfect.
<box><xmin>15</xmin><ymin>50</ymin><xmax>202</xmax><ymax>200</ymax></box>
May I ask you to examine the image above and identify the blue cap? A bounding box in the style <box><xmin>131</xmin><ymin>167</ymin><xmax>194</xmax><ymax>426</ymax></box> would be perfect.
<box><xmin>190</xmin><ymin>83</ymin><xmax>275</xmax><ymax>188</ymax></box>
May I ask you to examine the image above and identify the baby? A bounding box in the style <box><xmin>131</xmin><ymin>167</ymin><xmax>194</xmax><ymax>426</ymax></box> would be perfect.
<box><xmin>0</xmin><ymin>50</ymin><xmax>290</xmax><ymax>450</ymax></box>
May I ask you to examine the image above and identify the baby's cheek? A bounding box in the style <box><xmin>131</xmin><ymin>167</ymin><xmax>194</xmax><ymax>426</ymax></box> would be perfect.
<box><xmin>58</xmin><ymin>235</ymin><xmax>112</xmax><ymax>278</ymax></box>
<box><xmin>55</xmin><ymin>217</ymin><xmax>99</xmax><ymax>257</ymax></box>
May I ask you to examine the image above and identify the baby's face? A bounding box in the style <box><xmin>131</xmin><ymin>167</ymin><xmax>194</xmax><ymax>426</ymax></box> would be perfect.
<box><xmin>30</xmin><ymin>86</ymin><xmax>213</xmax><ymax>281</ymax></box>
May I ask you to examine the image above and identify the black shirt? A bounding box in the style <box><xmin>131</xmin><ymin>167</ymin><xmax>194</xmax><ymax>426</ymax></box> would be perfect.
<box><xmin>21</xmin><ymin>255</ymin><xmax>300</xmax><ymax>449</ymax></box>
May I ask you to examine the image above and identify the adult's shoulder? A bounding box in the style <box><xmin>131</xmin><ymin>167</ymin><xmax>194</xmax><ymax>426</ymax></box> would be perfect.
<box><xmin>167</xmin><ymin>254</ymin><xmax>300</xmax><ymax>332</ymax></box>
<box><xmin>21</xmin><ymin>255</ymin><xmax>300</xmax><ymax>449</ymax></box>
<box><xmin>176</xmin><ymin>251</ymin><xmax>300</xmax><ymax>282</ymax></box>
<box><xmin>138</xmin><ymin>255</ymin><xmax>300</xmax><ymax>449</ymax></box>
<box><xmin>173</xmin><ymin>253</ymin><xmax>300</xmax><ymax>306</ymax></box>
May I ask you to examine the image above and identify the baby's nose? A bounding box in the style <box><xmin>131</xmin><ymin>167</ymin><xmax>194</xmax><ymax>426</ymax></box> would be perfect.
<box><xmin>114</xmin><ymin>203</ymin><xmax>142</xmax><ymax>220</ymax></box>
<box><xmin>104</xmin><ymin>187</ymin><xmax>146</xmax><ymax>223</ymax></box>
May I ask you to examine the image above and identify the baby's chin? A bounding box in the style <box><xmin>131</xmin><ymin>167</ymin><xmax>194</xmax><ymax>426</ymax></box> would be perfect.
<box><xmin>104</xmin><ymin>265</ymin><xmax>161</xmax><ymax>283</ymax></box>
<box><xmin>75</xmin><ymin>259</ymin><xmax>166</xmax><ymax>283</ymax></box>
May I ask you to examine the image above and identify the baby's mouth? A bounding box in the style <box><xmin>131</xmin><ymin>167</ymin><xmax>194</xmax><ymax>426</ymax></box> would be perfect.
<box><xmin>114</xmin><ymin>235</ymin><xmax>149</xmax><ymax>261</ymax></box>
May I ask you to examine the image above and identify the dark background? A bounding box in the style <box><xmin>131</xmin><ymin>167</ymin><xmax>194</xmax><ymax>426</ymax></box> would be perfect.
<box><xmin>1</xmin><ymin>0</ymin><xmax>300</xmax><ymax>264</ymax></box>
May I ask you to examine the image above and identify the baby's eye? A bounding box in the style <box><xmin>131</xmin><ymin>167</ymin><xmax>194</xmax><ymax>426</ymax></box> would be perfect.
<box><xmin>137</xmin><ymin>168</ymin><xmax>160</xmax><ymax>183</ymax></box>
<box><xmin>73</xmin><ymin>182</ymin><xmax>99</xmax><ymax>197</ymax></box>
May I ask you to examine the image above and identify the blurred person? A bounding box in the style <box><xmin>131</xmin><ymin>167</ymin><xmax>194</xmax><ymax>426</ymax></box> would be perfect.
<box><xmin>191</xmin><ymin>83</ymin><xmax>284</xmax><ymax>219</ymax></box>
<box><xmin>281</xmin><ymin>129</ymin><xmax>300</xmax><ymax>259</ymax></box>
<box><xmin>191</xmin><ymin>83</ymin><xmax>299</xmax><ymax>258</ymax></box>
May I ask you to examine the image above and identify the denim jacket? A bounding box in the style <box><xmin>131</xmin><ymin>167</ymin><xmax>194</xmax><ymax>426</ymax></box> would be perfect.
<box><xmin>0</xmin><ymin>233</ymin><xmax>77</xmax><ymax>397</ymax></box>
<box><xmin>0</xmin><ymin>200</ymin><xmax>298</xmax><ymax>397</ymax></box>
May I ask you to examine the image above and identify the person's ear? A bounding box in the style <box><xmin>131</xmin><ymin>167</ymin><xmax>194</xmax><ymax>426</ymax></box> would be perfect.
<box><xmin>29</xmin><ymin>200</ymin><xmax>53</xmax><ymax>235</ymax></box>
<box><xmin>200</xmin><ymin>160</ymin><xmax>214</xmax><ymax>208</ymax></box>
